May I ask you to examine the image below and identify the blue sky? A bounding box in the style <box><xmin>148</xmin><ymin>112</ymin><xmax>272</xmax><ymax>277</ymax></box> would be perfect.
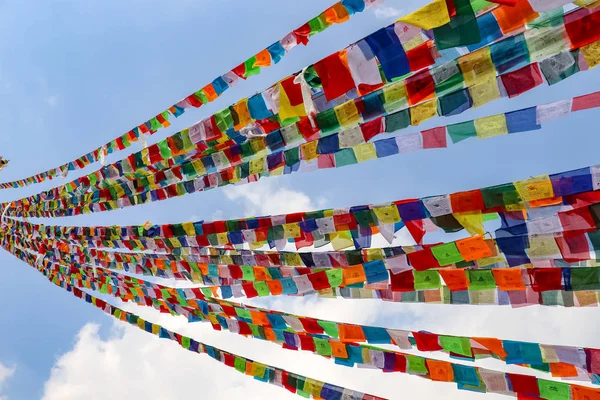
<box><xmin>0</xmin><ymin>1</ymin><xmax>600</xmax><ymax>399</ymax></box>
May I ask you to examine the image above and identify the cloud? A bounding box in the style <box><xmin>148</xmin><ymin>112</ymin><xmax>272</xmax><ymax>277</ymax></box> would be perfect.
<box><xmin>223</xmin><ymin>179</ymin><xmax>325</xmax><ymax>217</ymax></box>
<box><xmin>0</xmin><ymin>362</ymin><xmax>15</xmax><ymax>400</ymax></box>
<box><xmin>373</xmin><ymin>6</ymin><xmax>403</xmax><ymax>19</ymax></box>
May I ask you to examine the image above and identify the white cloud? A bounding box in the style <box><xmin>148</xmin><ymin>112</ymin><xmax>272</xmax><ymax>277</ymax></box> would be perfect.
<box><xmin>0</xmin><ymin>362</ymin><xmax>15</xmax><ymax>400</ymax></box>
<box><xmin>223</xmin><ymin>179</ymin><xmax>325</xmax><ymax>217</ymax></box>
<box><xmin>373</xmin><ymin>6</ymin><xmax>403</xmax><ymax>20</ymax></box>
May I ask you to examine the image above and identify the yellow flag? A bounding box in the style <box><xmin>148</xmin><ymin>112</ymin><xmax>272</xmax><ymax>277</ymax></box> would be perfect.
<box><xmin>182</xmin><ymin>222</ymin><xmax>196</xmax><ymax>237</ymax></box>
<box><xmin>410</xmin><ymin>99</ymin><xmax>438</xmax><ymax>126</ymax></box>
<box><xmin>270</xmin><ymin>166</ymin><xmax>284</xmax><ymax>176</ymax></box>
<box><xmin>284</xmin><ymin>252</ymin><xmax>303</xmax><ymax>266</ymax></box>
<box><xmin>221</xmin><ymin>255</ymin><xmax>233</xmax><ymax>265</ymax></box>
<box><xmin>397</xmin><ymin>0</ymin><xmax>451</xmax><ymax>30</ymax></box>
<box><xmin>250</xmin><ymin>137</ymin><xmax>267</xmax><ymax>154</ymax></box>
<box><xmin>301</xmin><ymin>140</ymin><xmax>319</xmax><ymax>161</ymax></box>
<box><xmin>474</xmin><ymin>114</ymin><xmax>508</xmax><ymax>139</ymax></box>
<box><xmin>459</xmin><ymin>47</ymin><xmax>496</xmax><ymax>87</ymax></box>
<box><xmin>453</xmin><ymin>211</ymin><xmax>484</xmax><ymax>235</ymax></box>
<box><xmin>283</xmin><ymin>223</ymin><xmax>301</xmax><ymax>238</ymax></box>
<box><xmin>191</xmin><ymin>159</ymin><xmax>206</xmax><ymax>176</ymax></box>
<box><xmin>334</xmin><ymin>100</ymin><xmax>361</xmax><ymax>129</ymax></box>
<box><xmin>514</xmin><ymin>175</ymin><xmax>554</xmax><ymax>202</ymax></box>
<box><xmin>354</xmin><ymin>143</ymin><xmax>378</xmax><ymax>163</ymax></box>
<box><xmin>528</xmin><ymin>236</ymin><xmax>561</xmax><ymax>259</ymax></box>
<box><xmin>373</xmin><ymin>204</ymin><xmax>401</xmax><ymax>224</ymax></box>
<box><xmin>582</xmin><ymin>40</ymin><xmax>600</xmax><ymax>70</ymax></box>
<box><xmin>249</xmin><ymin>157</ymin><xmax>265</xmax><ymax>175</ymax></box>
<box><xmin>469</xmin><ymin>79</ymin><xmax>501</xmax><ymax>108</ymax></box>
<box><xmin>216</xmin><ymin>232</ymin><xmax>229</xmax><ymax>245</ymax></box>
<box><xmin>330</xmin><ymin>231</ymin><xmax>354</xmax><ymax>250</ymax></box>
<box><xmin>365</xmin><ymin>248</ymin><xmax>384</xmax><ymax>261</ymax></box>
<box><xmin>574</xmin><ymin>0</ymin><xmax>600</xmax><ymax>7</ymax></box>
<box><xmin>383</xmin><ymin>81</ymin><xmax>408</xmax><ymax>113</ymax></box>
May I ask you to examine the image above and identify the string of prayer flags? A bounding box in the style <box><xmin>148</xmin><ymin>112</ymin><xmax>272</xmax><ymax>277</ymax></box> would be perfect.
<box><xmin>12</xmin><ymin>158</ymin><xmax>600</xmax><ymax>257</ymax></box>
<box><xmin>8</xmin><ymin>3</ymin><xmax>584</xmax><ymax>209</ymax></box>
<box><xmin>0</xmin><ymin>0</ymin><xmax>377</xmax><ymax>190</ymax></box>
<box><xmin>27</xmin><ymin>242</ymin><xmax>600</xmax><ymax>385</ymax></box>
<box><xmin>5</xmin><ymin>247</ymin><xmax>378</xmax><ymax>400</ymax></box>
<box><xmin>1</xmin><ymin>1</ymin><xmax>582</xmax><ymax>194</ymax></box>
<box><xmin>3</xmin><ymin>2</ymin><xmax>600</xmax><ymax>399</ymax></box>
<box><xmin>26</xmin><ymin>234</ymin><xmax>600</xmax><ymax>309</ymax></box>
<box><xmin>13</xmin><ymin>7</ymin><xmax>596</xmax><ymax>217</ymax></box>
<box><xmin>5</xmin><ymin>238</ymin><xmax>600</xmax><ymax>398</ymax></box>
<box><xmin>9</xmin><ymin>84</ymin><xmax>600</xmax><ymax>226</ymax></box>
<box><xmin>4</xmin><ymin>228</ymin><xmax>600</xmax><ymax>396</ymax></box>
<box><xmin>27</xmin><ymin>217</ymin><xmax>600</xmax><ymax>295</ymax></box>
<box><xmin>12</xmin><ymin>202</ymin><xmax>600</xmax><ymax>297</ymax></box>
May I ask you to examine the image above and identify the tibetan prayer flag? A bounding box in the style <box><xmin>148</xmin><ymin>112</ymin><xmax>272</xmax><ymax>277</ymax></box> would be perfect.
<box><xmin>334</xmin><ymin>100</ymin><xmax>361</xmax><ymax>129</ymax></box>
<box><xmin>313</xmin><ymin>52</ymin><xmax>356</xmax><ymax>101</ymax></box>
<box><xmin>413</xmin><ymin>331</ymin><xmax>443</xmax><ymax>351</ymax></box>
<box><xmin>431</xmin><ymin>242</ymin><xmax>464</xmax><ymax>265</ymax></box>
<box><xmin>439</xmin><ymin>335</ymin><xmax>472</xmax><ymax>357</ymax></box>
<box><xmin>525</xmin><ymin>25</ymin><xmax>570</xmax><ymax>62</ymax></box>
<box><xmin>346</xmin><ymin>41</ymin><xmax>384</xmax><ymax>95</ymax></box>
<box><xmin>405</xmin><ymin>69</ymin><xmax>435</xmax><ymax>106</ymax></box>
<box><xmin>364</xmin><ymin>26</ymin><xmax>410</xmax><ymax>81</ymax></box>
<box><xmin>564</xmin><ymin>7</ymin><xmax>600</xmax><ymax>50</ymax></box>
<box><xmin>454</xmin><ymin>211</ymin><xmax>484</xmax><ymax>235</ymax></box>
<box><xmin>490</xmin><ymin>34</ymin><xmax>530</xmax><ymax>74</ymax></box>
<box><xmin>474</xmin><ymin>114</ymin><xmax>508</xmax><ymax>139</ymax></box>
<box><xmin>421</xmin><ymin>127</ymin><xmax>447</xmax><ymax>149</ymax></box>
<box><xmin>359</xmin><ymin>91</ymin><xmax>386</xmax><ymax>120</ymax></box>
<box><xmin>450</xmin><ymin>189</ymin><xmax>484</xmax><ymax>213</ymax></box>
<box><xmin>432</xmin><ymin>61</ymin><xmax>465</xmax><ymax>96</ymax></box>
<box><xmin>426</xmin><ymin>360</ymin><xmax>455</xmax><ymax>382</ymax></box>
<box><xmin>324</xmin><ymin>3</ymin><xmax>350</xmax><ymax>24</ymax></box>
<box><xmin>468</xmin><ymin>269</ymin><xmax>496</xmax><ymax>290</ymax></box>
<box><xmin>572</xmin><ymin>91</ymin><xmax>600</xmax><ymax>112</ymax></box>
<box><xmin>433</xmin><ymin>0</ymin><xmax>480</xmax><ymax>50</ymax></box>
<box><xmin>410</xmin><ymin>99</ymin><xmax>438</xmax><ymax>126</ymax></box>
<box><xmin>492</xmin><ymin>268</ymin><xmax>526</xmax><ymax>291</ymax></box>
<box><xmin>382</xmin><ymin>81</ymin><xmax>408</xmax><ymax>112</ymax></box>
<box><xmin>385</xmin><ymin>109</ymin><xmax>410</xmax><ymax>133</ymax></box>
<box><xmin>493</xmin><ymin>0</ymin><xmax>539</xmax><ymax>34</ymax></box>
<box><xmin>279</xmin><ymin>77</ymin><xmax>306</xmax><ymax>122</ymax></box>
<box><xmin>466</xmin><ymin>12</ymin><xmax>502</xmax><ymax>52</ymax></box>
<box><xmin>538</xmin><ymin>379</ymin><xmax>571</xmax><ymax>400</ymax></box>
<box><xmin>406</xmin><ymin>42</ymin><xmax>435</xmax><ymax>72</ymax></box>
<box><xmin>397</xmin><ymin>0</ymin><xmax>451</xmax><ymax>30</ymax></box>
<box><xmin>413</xmin><ymin>269</ymin><xmax>442</xmax><ymax>290</ymax></box>
<box><xmin>515</xmin><ymin>175</ymin><xmax>554</xmax><ymax>201</ymax></box>
<box><xmin>248</xmin><ymin>94</ymin><xmax>273</xmax><ymax>120</ymax></box>
<box><xmin>439</xmin><ymin>269</ymin><xmax>470</xmax><ymax>291</ymax></box>
<box><xmin>439</xmin><ymin>89</ymin><xmax>472</xmax><ymax>116</ymax></box>
<box><xmin>582</xmin><ymin>41</ymin><xmax>600</xmax><ymax>69</ymax></box>
<box><xmin>540</xmin><ymin>51</ymin><xmax>580</xmax><ymax>86</ymax></box>
<box><xmin>506</xmin><ymin>107</ymin><xmax>540</xmax><ymax>133</ymax></box>
<box><xmin>456</xmin><ymin>235</ymin><xmax>494</xmax><ymax>261</ymax></box>
<box><xmin>501</xmin><ymin>63</ymin><xmax>543</xmax><ymax>98</ymax></box>
<box><xmin>470</xmin><ymin>79</ymin><xmax>501</xmax><ymax>108</ymax></box>
<box><xmin>458</xmin><ymin>47</ymin><xmax>496</xmax><ymax>87</ymax></box>
<box><xmin>267</xmin><ymin>42</ymin><xmax>285</xmax><ymax>64</ymax></box>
